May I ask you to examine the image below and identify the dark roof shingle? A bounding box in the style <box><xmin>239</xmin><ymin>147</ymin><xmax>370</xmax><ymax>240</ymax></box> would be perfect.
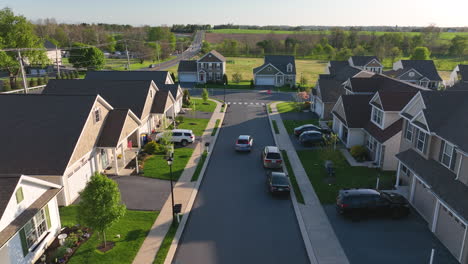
<box><xmin>254</xmin><ymin>55</ymin><xmax>296</xmax><ymax>74</ymax></box>
<box><xmin>350</xmin><ymin>56</ymin><xmax>380</xmax><ymax>67</ymax></box>
<box><xmin>96</xmin><ymin>109</ymin><xmax>130</xmax><ymax>148</ymax></box>
<box><xmin>178</xmin><ymin>60</ymin><xmax>197</xmax><ymax>72</ymax></box>
<box><xmin>0</xmin><ymin>175</ymin><xmax>21</xmax><ymax>220</ymax></box>
<box><xmin>377</xmin><ymin>91</ymin><xmax>418</xmax><ymax>111</ymax></box>
<box><xmin>85</xmin><ymin>71</ymin><xmax>172</xmax><ymax>84</ymax></box>
<box><xmin>339</xmin><ymin>94</ymin><xmax>373</xmax><ymax>128</ymax></box>
<box><xmin>151</xmin><ymin>90</ymin><xmax>171</xmax><ymax>114</ymax></box>
<box><xmin>400</xmin><ymin>60</ymin><xmax>442</xmax><ymax>81</ymax></box>
<box><xmin>364</xmin><ymin>119</ymin><xmax>403</xmax><ymax>143</ymax></box>
<box><xmin>317</xmin><ymin>79</ymin><xmax>345</xmax><ymax>103</ymax></box>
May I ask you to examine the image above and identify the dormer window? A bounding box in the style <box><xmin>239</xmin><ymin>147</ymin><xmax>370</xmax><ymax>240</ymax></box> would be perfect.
<box><xmin>94</xmin><ymin>107</ymin><xmax>101</xmax><ymax>123</ymax></box>
<box><xmin>371</xmin><ymin>107</ymin><xmax>383</xmax><ymax>127</ymax></box>
<box><xmin>268</xmin><ymin>67</ymin><xmax>272</xmax><ymax>71</ymax></box>
<box><xmin>287</xmin><ymin>63</ymin><xmax>293</xmax><ymax>72</ymax></box>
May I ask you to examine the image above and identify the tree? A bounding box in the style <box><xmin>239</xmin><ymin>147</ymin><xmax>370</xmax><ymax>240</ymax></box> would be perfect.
<box><xmin>389</xmin><ymin>47</ymin><xmax>403</xmax><ymax>63</ymax></box>
<box><xmin>201</xmin><ymin>41</ymin><xmax>211</xmax><ymax>54</ymax></box>
<box><xmin>411</xmin><ymin>46</ymin><xmax>431</xmax><ymax>60</ymax></box>
<box><xmin>312</xmin><ymin>44</ymin><xmax>323</xmax><ymax>56</ymax></box>
<box><xmin>335</xmin><ymin>48</ymin><xmax>353</xmax><ymax>61</ymax></box>
<box><xmin>353</xmin><ymin>45</ymin><xmax>366</xmax><ymax>56</ymax></box>
<box><xmin>323</xmin><ymin>44</ymin><xmax>335</xmax><ymax>59</ymax></box>
<box><xmin>69</xmin><ymin>42</ymin><xmax>105</xmax><ymax>70</ymax></box>
<box><xmin>232</xmin><ymin>72</ymin><xmax>242</xmax><ymax>83</ymax></box>
<box><xmin>0</xmin><ymin>8</ymin><xmax>49</xmax><ymax>86</ymax></box>
<box><xmin>222</xmin><ymin>74</ymin><xmax>228</xmax><ymax>85</ymax></box>
<box><xmin>182</xmin><ymin>89</ymin><xmax>191</xmax><ymax>107</ymax></box>
<box><xmin>300</xmin><ymin>75</ymin><xmax>308</xmax><ymax>86</ymax></box>
<box><xmin>449</xmin><ymin>36</ymin><xmax>468</xmax><ymax>57</ymax></box>
<box><xmin>2</xmin><ymin>80</ymin><xmax>11</xmax><ymax>91</ymax></box>
<box><xmin>202</xmin><ymin>88</ymin><xmax>209</xmax><ymax>103</ymax></box>
<box><xmin>77</xmin><ymin>173</ymin><xmax>126</xmax><ymax>248</ymax></box>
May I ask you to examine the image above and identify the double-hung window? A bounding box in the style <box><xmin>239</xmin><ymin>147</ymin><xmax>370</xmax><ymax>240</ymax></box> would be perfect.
<box><xmin>405</xmin><ymin>122</ymin><xmax>414</xmax><ymax>141</ymax></box>
<box><xmin>415</xmin><ymin>129</ymin><xmax>427</xmax><ymax>153</ymax></box>
<box><xmin>24</xmin><ymin>208</ymin><xmax>49</xmax><ymax>249</ymax></box>
<box><xmin>441</xmin><ymin>142</ymin><xmax>454</xmax><ymax>168</ymax></box>
<box><xmin>371</xmin><ymin>107</ymin><xmax>383</xmax><ymax>127</ymax></box>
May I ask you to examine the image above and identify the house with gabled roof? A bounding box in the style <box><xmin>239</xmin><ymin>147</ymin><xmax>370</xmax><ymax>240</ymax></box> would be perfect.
<box><xmin>394</xmin><ymin>91</ymin><xmax>468</xmax><ymax>263</ymax></box>
<box><xmin>0</xmin><ymin>94</ymin><xmax>142</xmax><ymax>205</ymax></box>
<box><xmin>348</xmin><ymin>56</ymin><xmax>383</xmax><ymax>73</ymax></box>
<box><xmin>253</xmin><ymin>55</ymin><xmax>296</xmax><ymax>87</ymax></box>
<box><xmin>448</xmin><ymin>64</ymin><xmax>468</xmax><ymax>90</ymax></box>
<box><xmin>384</xmin><ymin>60</ymin><xmax>442</xmax><ymax>89</ymax></box>
<box><xmin>178</xmin><ymin>50</ymin><xmax>226</xmax><ymax>83</ymax></box>
<box><xmin>0</xmin><ymin>174</ymin><xmax>62</xmax><ymax>264</ymax></box>
<box><xmin>343</xmin><ymin>74</ymin><xmax>423</xmax><ymax>95</ymax></box>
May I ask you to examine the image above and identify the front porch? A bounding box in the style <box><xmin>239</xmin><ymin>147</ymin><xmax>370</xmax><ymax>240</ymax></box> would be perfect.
<box><xmin>104</xmin><ymin>147</ymin><xmax>140</xmax><ymax>176</ymax></box>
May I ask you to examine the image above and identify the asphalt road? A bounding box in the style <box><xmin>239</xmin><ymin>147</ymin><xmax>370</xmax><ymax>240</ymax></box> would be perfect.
<box><xmin>173</xmin><ymin>102</ymin><xmax>309</xmax><ymax>263</ymax></box>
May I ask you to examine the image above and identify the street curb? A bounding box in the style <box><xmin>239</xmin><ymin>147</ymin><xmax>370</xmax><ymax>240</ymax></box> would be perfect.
<box><xmin>266</xmin><ymin>102</ymin><xmax>318</xmax><ymax>264</ymax></box>
<box><xmin>163</xmin><ymin>100</ymin><xmax>226</xmax><ymax>264</ymax></box>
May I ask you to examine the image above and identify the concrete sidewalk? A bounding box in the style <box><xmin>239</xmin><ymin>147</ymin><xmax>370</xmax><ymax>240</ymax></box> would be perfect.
<box><xmin>132</xmin><ymin>99</ymin><xmax>225</xmax><ymax>264</ymax></box>
<box><xmin>269</xmin><ymin>102</ymin><xmax>349</xmax><ymax>264</ymax></box>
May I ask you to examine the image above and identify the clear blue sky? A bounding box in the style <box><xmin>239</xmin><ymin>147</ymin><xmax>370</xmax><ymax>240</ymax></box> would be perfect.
<box><xmin>4</xmin><ymin>0</ymin><xmax>468</xmax><ymax>27</ymax></box>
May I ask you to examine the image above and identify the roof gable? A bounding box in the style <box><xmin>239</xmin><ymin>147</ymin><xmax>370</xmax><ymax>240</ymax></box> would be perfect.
<box><xmin>400</xmin><ymin>60</ymin><xmax>442</xmax><ymax>81</ymax></box>
<box><xmin>197</xmin><ymin>50</ymin><xmax>226</xmax><ymax>62</ymax></box>
<box><xmin>255</xmin><ymin>63</ymin><xmax>280</xmax><ymax>75</ymax></box>
<box><xmin>96</xmin><ymin>109</ymin><xmax>141</xmax><ymax>148</ymax></box>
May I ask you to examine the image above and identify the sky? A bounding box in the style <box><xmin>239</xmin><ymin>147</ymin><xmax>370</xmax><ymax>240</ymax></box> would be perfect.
<box><xmin>4</xmin><ymin>0</ymin><xmax>468</xmax><ymax>27</ymax></box>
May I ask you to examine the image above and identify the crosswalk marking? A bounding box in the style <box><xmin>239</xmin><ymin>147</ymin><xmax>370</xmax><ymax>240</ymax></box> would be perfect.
<box><xmin>226</xmin><ymin>102</ymin><xmax>267</xmax><ymax>106</ymax></box>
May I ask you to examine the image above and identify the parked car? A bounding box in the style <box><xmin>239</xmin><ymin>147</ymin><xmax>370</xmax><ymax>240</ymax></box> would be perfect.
<box><xmin>235</xmin><ymin>135</ymin><xmax>253</xmax><ymax>151</ymax></box>
<box><xmin>336</xmin><ymin>189</ymin><xmax>410</xmax><ymax>219</ymax></box>
<box><xmin>294</xmin><ymin>124</ymin><xmax>330</xmax><ymax>136</ymax></box>
<box><xmin>267</xmin><ymin>171</ymin><xmax>290</xmax><ymax>194</ymax></box>
<box><xmin>155</xmin><ymin>129</ymin><xmax>195</xmax><ymax>146</ymax></box>
<box><xmin>261</xmin><ymin>146</ymin><xmax>282</xmax><ymax>169</ymax></box>
<box><xmin>299</xmin><ymin>131</ymin><xmax>325</xmax><ymax>146</ymax></box>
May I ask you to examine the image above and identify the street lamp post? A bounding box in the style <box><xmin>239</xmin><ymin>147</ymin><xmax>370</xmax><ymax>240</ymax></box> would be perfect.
<box><xmin>223</xmin><ymin>81</ymin><xmax>226</xmax><ymax>103</ymax></box>
<box><xmin>167</xmin><ymin>156</ymin><xmax>175</xmax><ymax>222</ymax></box>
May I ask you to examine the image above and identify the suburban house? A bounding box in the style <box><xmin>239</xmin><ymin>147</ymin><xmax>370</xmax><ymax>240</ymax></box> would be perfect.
<box><xmin>151</xmin><ymin>90</ymin><xmax>176</xmax><ymax>128</ymax></box>
<box><xmin>85</xmin><ymin>70</ymin><xmax>175</xmax><ymax>85</ymax></box>
<box><xmin>154</xmin><ymin>83</ymin><xmax>184</xmax><ymax>115</ymax></box>
<box><xmin>253</xmin><ymin>55</ymin><xmax>296</xmax><ymax>87</ymax></box>
<box><xmin>384</xmin><ymin>60</ymin><xmax>442</xmax><ymax>89</ymax></box>
<box><xmin>0</xmin><ymin>175</ymin><xmax>62</xmax><ymax>264</ymax></box>
<box><xmin>448</xmin><ymin>64</ymin><xmax>468</xmax><ymax>90</ymax></box>
<box><xmin>394</xmin><ymin>91</ymin><xmax>468</xmax><ymax>263</ymax></box>
<box><xmin>348</xmin><ymin>56</ymin><xmax>383</xmax><ymax>73</ymax></box>
<box><xmin>0</xmin><ymin>94</ymin><xmax>142</xmax><ymax>205</ymax></box>
<box><xmin>343</xmin><ymin>74</ymin><xmax>422</xmax><ymax>95</ymax></box>
<box><xmin>178</xmin><ymin>50</ymin><xmax>226</xmax><ymax>83</ymax></box>
<box><xmin>26</xmin><ymin>40</ymin><xmax>61</xmax><ymax>76</ymax></box>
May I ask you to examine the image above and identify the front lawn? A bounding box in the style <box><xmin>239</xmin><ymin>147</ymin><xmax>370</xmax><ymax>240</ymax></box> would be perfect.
<box><xmin>143</xmin><ymin>147</ymin><xmax>194</xmax><ymax>181</ymax></box>
<box><xmin>59</xmin><ymin>206</ymin><xmax>158</xmax><ymax>264</ymax></box>
<box><xmin>282</xmin><ymin>119</ymin><xmax>319</xmax><ymax>135</ymax></box>
<box><xmin>276</xmin><ymin>102</ymin><xmax>307</xmax><ymax>113</ymax></box>
<box><xmin>177</xmin><ymin>117</ymin><xmax>209</xmax><ymax>136</ymax></box>
<box><xmin>190</xmin><ymin>98</ymin><xmax>217</xmax><ymax>112</ymax></box>
<box><xmin>297</xmin><ymin>149</ymin><xmax>395</xmax><ymax>204</ymax></box>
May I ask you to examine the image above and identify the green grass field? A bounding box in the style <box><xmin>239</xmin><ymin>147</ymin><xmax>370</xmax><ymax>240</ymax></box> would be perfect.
<box><xmin>143</xmin><ymin>147</ymin><xmax>194</xmax><ymax>181</ymax></box>
<box><xmin>177</xmin><ymin>117</ymin><xmax>209</xmax><ymax>136</ymax></box>
<box><xmin>190</xmin><ymin>98</ymin><xmax>217</xmax><ymax>112</ymax></box>
<box><xmin>60</xmin><ymin>206</ymin><xmax>158</xmax><ymax>264</ymax></box>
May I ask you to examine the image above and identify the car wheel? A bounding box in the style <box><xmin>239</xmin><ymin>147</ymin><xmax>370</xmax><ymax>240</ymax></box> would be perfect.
<box><xmin>181</xmin><ymin>140</ymin><xmax>188</xmax><ymax>146</ymax></box>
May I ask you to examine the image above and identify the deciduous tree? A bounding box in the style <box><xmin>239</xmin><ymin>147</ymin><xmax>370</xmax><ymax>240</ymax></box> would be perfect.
<box><xmin>411</xmin><ymin>46</ymin><xmax>431</xmax><ymax>60</ymax></box>
<box><xmin>69</xmin><ymin>42</ymin><xmax>105</xmax><ymax>70</ymax></box>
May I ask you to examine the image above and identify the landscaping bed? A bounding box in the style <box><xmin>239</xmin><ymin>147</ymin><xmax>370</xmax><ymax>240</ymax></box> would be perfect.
<box><xmin>297</xmin><ymin>149</ymin><xmax>395</xmax><ymax>204</ymax></box>
<box><xmin>55</xmin><ymin>206</ymin><xmax>158</xmax><ymax>264</ymax></box>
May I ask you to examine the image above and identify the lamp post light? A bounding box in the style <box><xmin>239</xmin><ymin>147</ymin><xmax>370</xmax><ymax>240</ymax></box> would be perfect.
<box><xmin>166</xmin><ymin>156</ymin><xmax>175</xmax><ymax>222</ymax></box>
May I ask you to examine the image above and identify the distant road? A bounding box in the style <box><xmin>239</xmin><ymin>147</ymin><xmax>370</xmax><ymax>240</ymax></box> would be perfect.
<box><xmin>139</xmin><ymin>30</ymin><xmax>204</xmax><ymax>71</ymax></box>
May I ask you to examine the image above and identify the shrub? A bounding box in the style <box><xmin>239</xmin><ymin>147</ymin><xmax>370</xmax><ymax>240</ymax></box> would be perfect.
<box><xmin>14</xmin><ymin>81</ymin><xmax>23</xmax><ymax>90</ymax></box>
<box><xmin>350</xmin><ymin>145</ymin><xmax>368</xmax><ymax>162</ymax></box>
<box><xmin>250</xmin><ymin>79</ymin><xmax>254</xmax><ymax>88</ymax></box>
<box><xmin>176</xmin><ymin>115</ymin><xmax>184</xmax><ymax>124</ymax></box>
<box><xmin>43</xmin><ymin>76</ymin><xmax>49</xmax><ymax>84</ymax></box>
<box><xmin>29</xmin><ymin>79</ymin><xmax>37</xmax><ymax>87</ymax></box>
<box><xmin>182</xmin><ymin>89</ymin><xmax>191</xmax><ymax>107</ymax></box>
<box><xmin>2</xmin><ymin>81</ymin><xmax>11</xmax><ymax>91</ymax></box>
<box><xmin>37</xmin><ymin>78</ymin><xmax>44</xmax><ymax>85</ymax></box>
<box><xmin>232</xmin><ymin>72</ymin><xmax>242</xmax><ymax>83</ymax></box>
<box><xmin>144</xmin><ymin>141</ymin><xmax>157</xmax><ymax>155</ymax></box>
<box><xmin>202</xmin><ymin>88</ymin><xmax>209</xmax><ymax>103</ymax></box>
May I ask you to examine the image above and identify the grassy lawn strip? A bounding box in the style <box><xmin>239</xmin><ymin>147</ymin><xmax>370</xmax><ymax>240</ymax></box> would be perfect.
<box><xmin>297</xmin><ymin>149</ymin><xmax>395</xmax><ymax>204</ymax></box>
<box><xmin>177</xmin><ymin>117</ymin><xmax>209</xmax><ymax>136</ymax></box>
<box><xmin>272</xmin><ymin>120</ymin><xmax>279</xmax><ymax>134</ymax></box>
<box><xmin>153</xmin><ymin>221</ymin><xmax>179</xmax><ymax>264</ymax></box>
<box><xmin>195</xmin><ymin>81</ymin><xmax>252</xmax><ymax>89</ymax></box>
<box><xmin>281</xmin><ymin>150</ymin><xmax>305</xmax><ymax>204</ymax></box>
<box><xmin>60</xmin><ymin>206</ymin><xmax>158</xmax><ymax>264</ymax></box>
<box><xmin>191</xmin><ymin>151</ymin><xmax>208</xmax><ymax>182</ymax></box>
<box><xmin>276</xmin><ymin>102</ymin><xmax>306</xmax><ymax>113</ymax></box>
<box><xmin>282</xmin><ymin>119</ymin><xmax>319</xmax><ymax>135</ymax></box>
<box><xmin>267</xmin><ymin>103</ymin><xmax>273</xmax><ymax>113</ymax></box>
<box><xmin>190</xmin><ymin>98</ymin><xmax>217</xmax><ymax>112</ymax></box>
<box><xmin>211</xmin><ymin>119</ymin><xmax>220</xmax><ymax>136</ymax></box>
<box><xmin>143</xmin><ymin>147</ymin><xmax>194</xmax><ymax>181</ymax></box>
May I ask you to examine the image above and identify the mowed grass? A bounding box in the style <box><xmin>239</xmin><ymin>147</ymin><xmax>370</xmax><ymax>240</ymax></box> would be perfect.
<box><xmin>178</xmin><ymin>117</ymin><xmax>209</xmax><ymax>136</ymax></box>
<box><xmin>153</xmin><ymin>221</ymin><xmax>179</xmax><ymax>264</ymax></box>
<box><xmin>297</xmin><ymin>149</ymin><xmax>395</xmax><ymax>204</ymax></box>
<box><xmin>282</xmin><ymin>119</ymin><xmax>319</xmax><ymax>135</ymax></box>
<box><xmin>59</xmin><ymin>206</ymin><xmax>158</xmax><ymax>264</ymax></box>
<box><xmin>190</xmin><ymin>98</ymin><xmax>217</xmax><ymax>112</ymax></box>
<box><xmin>276</xmin><ymin>102</ymin><xmax>308</xmax><ymax>113</ymax></box>
<box><xmin>143</xmin><ymin>147</ymin><xmax>194</xmax><ymax>181</ymax></box>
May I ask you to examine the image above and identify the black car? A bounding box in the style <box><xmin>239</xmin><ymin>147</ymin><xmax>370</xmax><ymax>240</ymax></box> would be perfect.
<box><xmin>299</xmin><ymin>131</ymin><xmax>325</xmax><ymax>146</ymax></box>
<box><xmin>336</xmin><ymin>189</ymin><xmax>410</xmax><ymax>219</ymax></box>
<box><xmin>266</xmin><ymin>171</ymin><xmax>290</xmax><ymax>194</ymax></box>
<box><xmin>294</xmin><ymin>124</ymin><xmax>330</xmax><ymax>136</ymax></box>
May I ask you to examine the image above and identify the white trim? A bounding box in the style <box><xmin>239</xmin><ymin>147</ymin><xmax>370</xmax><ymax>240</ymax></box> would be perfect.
<box><xmin>410</xmin><ymin>111</ymin><xmax>431</xmax><ymax>134</ymax></box>
<box><xmin>440</xmin><ymin>141</ymin><xmax>455</xmax><ymax>169</ymax></box>
<box><xmin>460</xmin><ymin>227</ymin><xmax>467</xmax><ymax>262</ymax></box>
<box><xmin>400</xmin><ymin>91</ymin><xmax>423</xmax><ymax>119</ymax></box>
<box><xmin>457</xmin><ymin>153</ymin><xmax>463</xmax><ymax>180</ymax></box>
<box><xmin>431</xmin><ymin>200</ymin><xmax>440</xmax><ymax>232</ymax></box>
<box><xmin>397</xmin><ymin>68</ymin><xmax>424</xmax><ymax>80</ymax></box>
<box><xmin>371</xmin><ymin>106</ymin><xmax>385</xmax><ymax>129</ymax></box>
<box><xmin>410</xmin><ymin>173</ymin><xmax>416</xmax><ymax>202</ymax></box>
<box><xmin>197</xmin><ymin>51</ymin><xmax>223</xmax><ymax>62</ymax></box>
<box><xmin>395</xmin><ymin>162</ymin><xmax>402</xmax><ymax>188</ymax></box>
<box><xmin>20</xmin><ymin>176</ymin><xmax>62</xmax><ymax>189</ymax></box>
<box><xmin>254</xmin><ymin>63</ymin><xmax>282</xmax><ymax>75</ymax></box>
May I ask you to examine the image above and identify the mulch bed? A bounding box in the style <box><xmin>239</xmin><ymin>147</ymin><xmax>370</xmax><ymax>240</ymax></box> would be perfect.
<box><xmin>97</xmin><ymin>241</ymin><xmax>115</xmax><ymax>253</ymax></box>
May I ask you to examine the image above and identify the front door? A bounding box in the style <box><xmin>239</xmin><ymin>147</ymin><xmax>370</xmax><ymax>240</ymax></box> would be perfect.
<box><xmin>341</xmin><ymin>126</ymin><xmax>348</xmax><ymax>144</ymax></box>
<box><xmin>199</xmin><ymin>73</ymin><xmax>204</xmax><ymax>82</ymax></box>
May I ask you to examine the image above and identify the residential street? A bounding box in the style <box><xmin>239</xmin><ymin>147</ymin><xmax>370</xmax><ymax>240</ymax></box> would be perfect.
<box><xmin>173</xmin><ymin>101</ymin><xmax>309</xmax><ymax>263</ymax></box>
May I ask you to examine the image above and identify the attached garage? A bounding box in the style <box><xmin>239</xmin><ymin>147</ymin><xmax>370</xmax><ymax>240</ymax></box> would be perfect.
<box><xmin>412</xmin><ymin>178</ymin><xmax>436</xmax><ymax>223</ymax></box>
<box><xmin>178</xmin><ymin>72</ymin><xmax>197</xmax><ymax>83</ymax></box>
<box><xmin>435</xmin><ymin>204</ymin><xmax>467</xmax><ymax>260</ymax></box>
<box><xmin>314</xmin><ymin>99</ymin><xmax>324</xmax><ymax>118</ymax></box>
<box><xmin>255</xmin><ymin>76</ymin><xmax>275</xmax><ymax>86</ymax></box>
<box><xmin>67</xmin><ymin>160</ymin><xmax>93</xmax><ymax>203</ymax></box>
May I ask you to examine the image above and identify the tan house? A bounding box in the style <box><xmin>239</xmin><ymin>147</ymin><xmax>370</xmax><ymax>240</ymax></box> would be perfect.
<box><xmin>395</xmin><ymin>91</ymin><xmax>468</xmax><ymax>263</ymax></box>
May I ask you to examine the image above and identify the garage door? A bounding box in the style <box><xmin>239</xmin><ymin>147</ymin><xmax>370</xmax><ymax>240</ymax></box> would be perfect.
<box><xmin>179</xmin><ymin>73</ymin><xmax>197</xmax><ymax>82</ymax></box>
<box><xmin>435</xmin><ymin>205</ymin><xmax>466</xmax><ymax>260</ymax></box>
<box><xmin>256</xmin><ymin>76</ymin><xmax>275</xmax><ymax>85</ymax></box>
<box><xmin>68</xmin><ymin>160</ymin><xmax>93</xmax><ymax>202</ymax></box>
<box><xmin>413</xmin><ymin>178</ymin><xmax>436</xmax><ymax>223</ymax></box>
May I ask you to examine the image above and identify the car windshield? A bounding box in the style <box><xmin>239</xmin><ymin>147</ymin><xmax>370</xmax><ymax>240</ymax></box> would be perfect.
<box><xmin>266</xmin><ymin>152</ymin><xmax>281</xmax><ymax>159</ymax></box>
<box><xmin>272</xmin><ymin>176</ymin><xmax>289</xmax><ymax>185</ymax></box>
<box><xmin>237</xmin><ymin>139</ymin><xmax>249</xmax><ymax>144</ymax></box>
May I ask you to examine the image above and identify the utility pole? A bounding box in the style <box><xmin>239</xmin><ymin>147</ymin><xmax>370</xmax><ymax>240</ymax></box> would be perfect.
<box><xmin>17</xmin><ymin>51</ymin><xmax>28</xmax><ymax>94</ymax></box>
<box><xmin>156</xmin><ymin>41</ymin><xmax>160</xmax><ymax>64</ymax></box>
<box><xmin>125</xmin><ymin>41</ymin><xmax>130</xmax><ymax>70</ymax></box>
<box><xmin>55</xmin><ymin>47</ymin><xmax>61</xmax><ymax>78</ymax></box>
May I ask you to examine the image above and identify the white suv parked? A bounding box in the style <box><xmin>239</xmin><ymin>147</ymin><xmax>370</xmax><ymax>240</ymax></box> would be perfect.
<box><xmin>155</xmin><ymin>129</ymin><xmax>195</xmax><ymax>146</ymax></box>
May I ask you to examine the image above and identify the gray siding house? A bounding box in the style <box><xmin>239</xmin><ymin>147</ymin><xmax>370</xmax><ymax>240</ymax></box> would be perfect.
<box><xmin>253</xmin><ymin>55</ymin><xmax>296</xmax><ymax>87</ymax></box>
<box><xmin>385</xmin><ymin>60</ymin><xmax>442</xmax><ymax>90</ymax></box>
<box><xmin>178</xmin><ymin>50</ymin><xmax>226</xmax><ymax>83</ymax></box>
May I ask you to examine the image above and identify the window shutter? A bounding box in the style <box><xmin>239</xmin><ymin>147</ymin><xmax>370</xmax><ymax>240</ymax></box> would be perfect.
<box><xmin>451</xmin><ymin>148</ymin><xmax>458</xmax><ymax>171</ymax></box>
<box><xmin>44</xmin><ymin>204</ymin><xmax>52</xmax><ymax>229</ymax></box>
<box><xmin>439</xmin><ymin>141</ymin><xmax>445</xmax><ymax>162</ymax></box>
<box><xmin>19</xmin><ymin>228</ymin><xmax>29</xmax><ymax>257</ymax></box>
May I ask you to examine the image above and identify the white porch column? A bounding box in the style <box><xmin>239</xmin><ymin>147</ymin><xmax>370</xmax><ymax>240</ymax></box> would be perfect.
<box><xmin>395</xmin><ymin>162</ymin><xmax>401</xmax><ymax>188</ymax></box>
<box><xmin>121</xmin><ymin>144</ymin><xmax>126</xmax><ymax>165</ymax></box>
<box><xmin>137</xmin><ymin>128</ymin><xmax>141</xmax><ymax>149</ymax></box>
<box><xmin>431</xmin><ymin>200</ymin><xmax>440</xmax><ymax>232</ymax></box>
<box><xmin>409</xmin><ymin>175</ymin><xmax>417</xmax><ymax>203</ymax></box>
<box><xmin>113</xmin><ymin>148</ymin><xmax>119</xmax><ymax>175</ymax></box>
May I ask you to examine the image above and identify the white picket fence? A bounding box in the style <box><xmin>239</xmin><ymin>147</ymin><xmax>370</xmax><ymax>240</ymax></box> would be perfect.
<box><xmin>1</xmin><ymin>85</ymin><xmax>46</xmax><ymax>94</ymax></box>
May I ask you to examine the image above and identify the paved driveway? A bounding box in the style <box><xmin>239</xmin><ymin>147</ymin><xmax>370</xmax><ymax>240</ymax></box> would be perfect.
<box><xmin>111</xmin><ymin>176</ymin><xmax>170</xmax><ymax>211</ymax></box>
<box><xmin>174</xmin><ymin>102</ymin><xmax>308</xmax><ymax>264</ymax></box>
<box><xmin>323</xmin><ymin>205</ymin><xmax>459</xmax><ymax>264</ymax></box>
